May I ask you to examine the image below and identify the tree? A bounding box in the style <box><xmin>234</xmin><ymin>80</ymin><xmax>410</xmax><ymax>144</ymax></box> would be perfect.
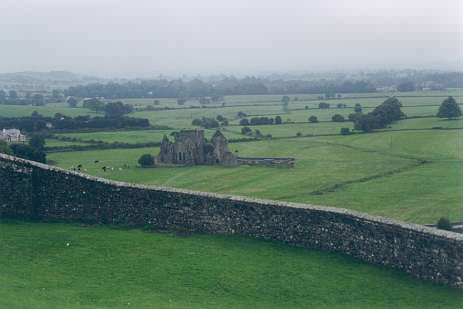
<box><xmin>354</xmin><ymin>114</ymin><xmax>379</xmax><ymax>132</ymax></box>
<box><xmin>138</xmin><ymin>154</ymin><xmax>155</xmax><ymax>167</ymax></box>
<box><xmin>177</xmin><ymin>98</ymin><xmax>187</xmax><ymax>105</ymax></box>
<box><xmin>0</xmin><ymin>90</ymin><xmax>6</xmax><ymax>103</ymax></box>
<box><xmin>104</xmin><ymin>101</ymin><xmax>133</xmax><ymax>118</ymax></box>
<box><xmin>0</xmin><ymin>140</ymin><xmax>11</xmax><ymax>155</ymax></box>
<box><xmin>332</xmin><ymin>114</ymin><xmax>345</xmax><ymax>122</ymax></box>
<box><xmin>348</xmin><ymin>112</ymin><xmax>363</xmax><ymax>122</ymax></box>
<box><xmin>340</xmin><ymin>128</ymin><xmax>351</xmax><ymax>135</ymax></box>
<box><xmin>31</xmin><ymin>94</ymin><xmax>45</xmax><ymax>106</ymax></box>
<box><xmin>275</xmin><ymin>115</ymin><xmax>282</xmax><ymax>124</ymax></box>
<box><xmin>318</xmin><ymin>102</ymin><xmax>330</xmax><ymax>109</ymax></box>
<box><xmin>308</xmin><ymin>116</ymin><xmax>318</xmax><ymax>123</ymax></box>
<box><xmin>437</xmin><ymin>96</ymin><xmax>461</xmax><ymax>119</ymax></box>
<box><xmin>52</xmin><ymin>89</ymin><xmax>64</xmax><ymax>102</ymax></box>
<box><xmin>354</xmin><ymin>103</ymin><xmax>362</xmax><ymax>113</ymax></box>
<box><xmin>191</xmin><ymin>117</ymin><xmax>219</xmax><ymax>129</ymax></box>
<box><xmin>281</xmin><ymin>96</ymin><xmax>290</xmax><ymax>104</ymax></box>
<box><xmin>66</xmin><ymin>96</ymin><xmax>78</xmax><ymax>108</ymax></box>
<box><xmin>192</xmin><ymin>118</ymin><xmax>202</xmax><ymax>126</ymax></box>
<box><xmin>8</xmin><ymin>90</ymin><xmax>18</xmax><ymax>101</ymax></box>
<box><xmin>369</xmin><ymin>97</ymin><xmax>404</xmax><ymax>126</ymax></box>
<box><xmin>237</xmin><ymin>111</ymin><xmax>247</xmax><ymax>118</ymax></box>
<box><xmin>10</xmin><ymin>144</ymin><xmax>46</xmax><ymax>163</ymax></box>
<box><xmin>29</xmin><ymin>134</ymin><xmax>45</xmax><ymax>150</ymax></box>
<box><xmin>397</xmin><ymin>80</ymin><xmax>415</xmax><ymax>92</ymax></box>
<box><xmin>354</xmin><ymin>97</ymin><xmax>405</xmax><ymax>132</ymax></box>
<box><xmin>239</xmin><ymin>118</ymin><xmax>250</xmax><ymax>126</ymax></box>
<box><xmin>83</xmin><ymin>98</ymin><xmax>105</xmax><ymax>112</ymax></box>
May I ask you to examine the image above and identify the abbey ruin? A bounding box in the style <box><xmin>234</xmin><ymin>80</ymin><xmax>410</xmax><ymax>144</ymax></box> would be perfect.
<box><xmin>156</xmin><ymin>129</ymin><xmax>295</xmax><ymax>167</ymax></box>
<box><xmin>157</xmin><ymin>130</ymin><xmax>238</xmax><ymax>166</ymax></box>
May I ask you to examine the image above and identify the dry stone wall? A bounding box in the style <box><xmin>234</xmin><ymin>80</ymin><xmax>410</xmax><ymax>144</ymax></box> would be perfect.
<box><xmin>0</xmin><ymin>153</ymin><xmax>462</xmax><ymax>288</ymax></box>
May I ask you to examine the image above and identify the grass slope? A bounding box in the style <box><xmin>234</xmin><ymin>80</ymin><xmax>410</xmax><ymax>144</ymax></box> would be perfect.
<box><xmin>0</xmin><ymin>221</ymin><xmax>462</xmax><ymax>309</ymax></box>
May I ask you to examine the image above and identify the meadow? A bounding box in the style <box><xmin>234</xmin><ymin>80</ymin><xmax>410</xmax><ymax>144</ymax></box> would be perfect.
<box><xmin>42</xmin><ymin>91</ymin><xmax>463</xmax><ymax>225</ymax></box>
<box><xmin>2</xmin><ymin>90</ymin><xmax>463</xmax><ymax>308</ymax></box>
<box><xmin>1</xmin><ymin>221</ymin><xmax>462</xmax><ymax>309</ymax></box>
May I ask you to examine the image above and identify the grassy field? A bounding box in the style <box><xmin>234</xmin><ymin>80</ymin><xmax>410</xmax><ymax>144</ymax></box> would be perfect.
<box><xmin>1</xmin><ymin>221</ymin><xmax>462</xmax><ymax>309</ymax></box>
<box><xmin>3</xmin><ymin>90</ymin><xmax>463</xmax><ymax>308</ymax></box>
<box><xmin>46</xmin><ymin>91</ymin><xmax>463</xmax><ymax>225</ymax></box>
<box><xmin>48</xmin><ymin>125</ymin><xmax>463</xmax><ymax>224</ymax></box>
<box><xmin>0</xmin><ymin>104</ymin><xmax>92</xmax><ymax>118</ymax></box>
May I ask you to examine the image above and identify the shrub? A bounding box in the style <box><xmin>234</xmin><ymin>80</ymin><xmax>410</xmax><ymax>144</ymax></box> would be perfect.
<box><xmin>340</xmin><ymin>128</ymin><xmax>351</xmax><ymax>135</ymax></box>
<box><xmin>275</xmin><ymin>115</ymin><xmax>282</xmax><ymax>124</ymax></box>
<box><xmin>296</xmin><ymin>132</ymin><xmax>302</xmax><ymax>137</ymax></box>
<box><xmin>191</xmin><ymin>117</ymin><xmax>219</xmax><ymax>128</ymax></box>
<box><xmin>354</xmin><ymin>103</ymin><xmax>362</xmax><ymax>113</ymax></box>
<box><xmin>239</xmin><ymin>118</ymin><xmax>249</xmax><ymax>126</ymax></box>
<box><xmin>436</xmin><ymin>217</ymin><xmax>452</xmax><ymax>231</ymax></box>
<box><xmin>318</xmin><ymin>102</ymin><xmax>330</xmax><ymax>109</ymax></box>
<box><xmin>250</xmin><ymin>117</ymin><xmax>274</xmax><ymax>125</ymax></box>
<box><xmin>241</xmin><ymin>126</ymin><xmax>252</xmax><ymax>135</ymax></box>
<box><xmin>138</xmin><ymin>154</ymin><xmax>155</xmax><ymax>167</ymax></box>
<box><xmin>237</xmin><ymin>111</ymin><xmax>247</xmax><ymax>118</ymax></box>
<box><xmin>308</xmin><ymin>116</ymin><xmax>318</xmax><ymax>123</ymax></box>
<box><xmin>332</xmin><ymin>114</ymin><xmax>345</xmax><ymax>122</ymax></box>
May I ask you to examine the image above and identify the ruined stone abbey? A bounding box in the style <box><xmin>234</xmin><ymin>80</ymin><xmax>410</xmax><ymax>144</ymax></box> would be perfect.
<box><xmin>157</xmin><ymin>130</ymin><xmax>237</xmax><ymax>166</ymax></box>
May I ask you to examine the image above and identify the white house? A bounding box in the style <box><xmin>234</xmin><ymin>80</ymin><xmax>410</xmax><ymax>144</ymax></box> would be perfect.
<box><xmin>0</xmin><ymin>129</ymin><xmax>27</xmax><ymax>143</ymax></box>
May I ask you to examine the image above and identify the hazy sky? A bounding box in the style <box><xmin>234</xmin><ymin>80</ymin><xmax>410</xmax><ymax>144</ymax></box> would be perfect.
<box><xmin>1</xmin><ymin>0</ymin><xmax>462</xmax><ymax>77</ymax></box>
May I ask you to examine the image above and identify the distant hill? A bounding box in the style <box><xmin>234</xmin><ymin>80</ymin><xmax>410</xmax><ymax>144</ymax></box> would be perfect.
<box><xmin>0</xmin><ymin>71</ymin><xmax>104</xmax><ymax>91</ymax></box>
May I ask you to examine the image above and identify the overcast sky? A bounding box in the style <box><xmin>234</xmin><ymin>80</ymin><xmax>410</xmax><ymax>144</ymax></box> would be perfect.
<box><xmin>1</xmin><ymin>0</ymin><xmax>462</xmax><ymax>77</ymax></box>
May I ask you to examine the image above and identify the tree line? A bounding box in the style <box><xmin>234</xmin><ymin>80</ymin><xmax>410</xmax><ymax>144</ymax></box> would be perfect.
<box><xmin>0</xmin><ymin>112</ymin><xmax>150</xmax><ymax>133</ymax></box>
<box><xmin>64</xmin><ymin>77</ymin><xmax>377</xmax><ymax>99</ymax></box>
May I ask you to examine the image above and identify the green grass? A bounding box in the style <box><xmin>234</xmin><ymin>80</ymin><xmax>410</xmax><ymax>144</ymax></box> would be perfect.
<box><xmin>45</xmin><ymin>139</ymin><xmax>89</xmax><ymax>148</ymax></box>
<box><xmin>0</xmin><ymin>104</ymin><xmax>92</xmax><ymax>118</ymax></box>
<box><xmin>40</xmin><ymin>92</ymin><xmax>463</xmax><ymax>224</ymax></box>
<box><xmin>48</xmin><ymin>126</ymin><xmax>463</xmax><ymax>224</ymax></box>
<box><xmin>0</xmin><ymin>221</ymin><xmax>461</xmax><ymax>309</ymax></box>
<box><xmin>54</xmin><ymin>129</ymin><xmax>244</xmax><ymax>145</ymax></box>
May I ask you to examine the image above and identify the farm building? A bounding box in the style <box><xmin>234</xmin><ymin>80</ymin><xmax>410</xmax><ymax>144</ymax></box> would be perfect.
<box><xmin>0</xmin><ymin>129</ymin><xmax>26</xmax><ymax>143</ymax></box>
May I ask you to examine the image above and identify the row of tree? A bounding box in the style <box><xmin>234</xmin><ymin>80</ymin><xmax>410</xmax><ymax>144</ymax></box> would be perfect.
<box><xmin>64</xmin><ymin>77</ymin><xmax>377</xmax><ymax>99</ymax></box>
<box><xmin>239</xmin><ymin>116</ymin><xmax>283</xmax><ymax>126</ymax></box>
<box><xmin>0</xmin><ymin>89</ymin><xmax>64</xmax><ymax>106</ymax></box>
<box><xmin>0</xmin><ymin>112</ymin><xmax>150</xmax><ymax>133</ymax></box>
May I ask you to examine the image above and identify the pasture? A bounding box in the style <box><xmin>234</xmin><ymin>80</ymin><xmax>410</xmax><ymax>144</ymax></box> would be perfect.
<box><xmin>1</xmin><ymin>221</ymin><xmax>462</xmax><ymax>309</ymax></box>
<box><xmin>46</xmin><ymin>91</ymin><xmax>463</xmax><ymax>224</ymax></box>
<box><xmin>3</xmin><ymin>90</ymin><xmax>463</xmax><ymax>308</ymax></box>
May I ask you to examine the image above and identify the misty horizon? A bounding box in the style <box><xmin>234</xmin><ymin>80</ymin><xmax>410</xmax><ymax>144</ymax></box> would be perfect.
<box><xmin>1</xmin><ymin>0</ymin><xmax>463</xmax><ymax>78</ymax></box>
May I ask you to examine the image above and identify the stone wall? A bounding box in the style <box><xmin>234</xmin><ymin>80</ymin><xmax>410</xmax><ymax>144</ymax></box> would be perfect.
<box><xmin>237</xmin><ymin>157</ymin><xmax>295</xmax><ymax>167</ymax></box>
<box><xmin>0</xmin><ymin>153</ymin><xmax>462</xmax><ymax>288</ymax></box>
